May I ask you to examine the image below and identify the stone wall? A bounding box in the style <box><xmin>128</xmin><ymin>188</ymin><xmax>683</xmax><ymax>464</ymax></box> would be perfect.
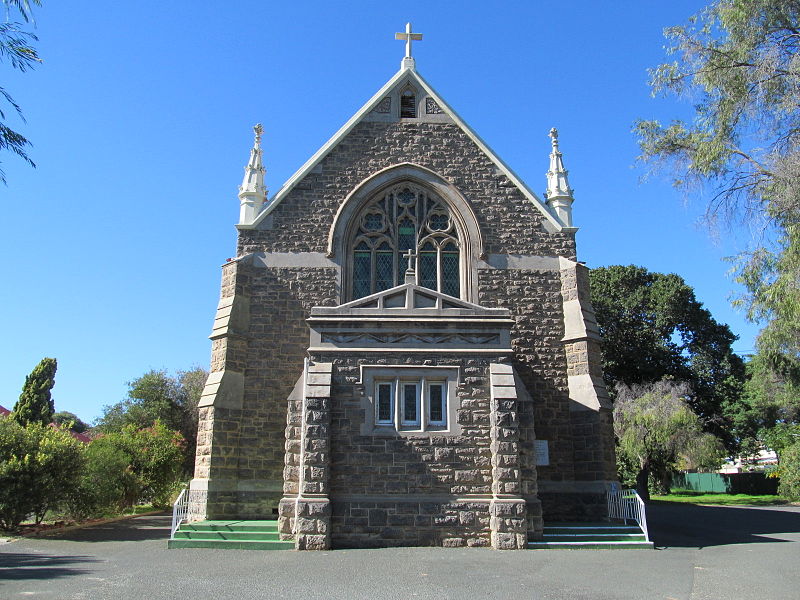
<box><xmin>196</xmin><ymin>114</ymin><xmax>616</xmax><ymax>537</ymax></box>
<box><xmin>238</xmin><ymin>121</ymin><xmax>576</xmax><ymax>260</ymax></box>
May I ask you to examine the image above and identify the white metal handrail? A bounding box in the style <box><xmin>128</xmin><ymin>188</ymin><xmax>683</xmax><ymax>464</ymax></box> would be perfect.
<box><xmin>170</xmin><ymin>487</ymin><xmax>207</xmax><ymax>539</ymax></box>
<box><xmin>607</xmin><ymin>487</ymin><xmax>649</xmax><ymax>542</ymax></box>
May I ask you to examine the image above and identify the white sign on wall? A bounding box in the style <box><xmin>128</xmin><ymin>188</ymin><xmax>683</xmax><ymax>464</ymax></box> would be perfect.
<box><xmin>534</xmin><ymin>440</ymin><xmax>549</xmax><ymax>466</ymax></box>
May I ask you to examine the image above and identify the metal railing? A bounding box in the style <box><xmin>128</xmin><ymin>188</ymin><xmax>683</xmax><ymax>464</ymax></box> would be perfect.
<box><xmin>607</xmin><ymin>487</ymin><xmax>649</xmax><ymax>542</ymax></box>
<box><xmin>170</xmin><ymin>487</ymin><xmax>207</xmax><ymax>539</ymax></box>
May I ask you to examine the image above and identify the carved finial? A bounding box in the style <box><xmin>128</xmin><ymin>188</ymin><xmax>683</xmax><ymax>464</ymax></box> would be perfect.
<box><xmin>239</xmin><ymin>123</ymin><xmax>267</xmax><ymax>225</ymax></box>
<box><xmin>545</xmin><ymin>127</ymin><xmax>574</xmax><ymax>227</ymax></box>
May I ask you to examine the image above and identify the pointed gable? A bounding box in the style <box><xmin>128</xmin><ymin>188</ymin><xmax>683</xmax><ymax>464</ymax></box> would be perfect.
<box><xmin>238</xmin><ymin>66</ymin><xmax>566</xmax><ymax>232</ymax></box>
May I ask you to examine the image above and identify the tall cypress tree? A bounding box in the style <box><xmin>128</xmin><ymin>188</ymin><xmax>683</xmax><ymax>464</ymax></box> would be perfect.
<box><xmin>12</xmin><ymin>358</ymin><xmax>57</xmax><ymax>426</ymax></box>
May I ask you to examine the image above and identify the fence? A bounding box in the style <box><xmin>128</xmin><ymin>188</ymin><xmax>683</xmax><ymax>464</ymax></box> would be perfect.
<box><xmin>672</xmin><ymin>472</ymin><xmax>778</xmax><ymax>495</ymax></box>
<box><xmin>607</xmin><ymin>487</ymin><xmax>649</xmax><ymax>542</ymax></box>
<box><xmin>170</xmin><ymin>487</ymin><xmax>207</xmax><ymax>539</ymax></box>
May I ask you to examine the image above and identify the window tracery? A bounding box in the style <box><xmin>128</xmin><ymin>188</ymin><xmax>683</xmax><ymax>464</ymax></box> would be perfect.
<box><xmin>350</xmin><ymin>183</ymin><xmax>460</xmax><ymax>300</ymax></box>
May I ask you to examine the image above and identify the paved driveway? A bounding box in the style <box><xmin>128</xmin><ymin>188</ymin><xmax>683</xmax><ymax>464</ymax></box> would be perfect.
<box><xmin>1</xmin><ymin>503</ymin><xmax>798</xmax><ymax>600</ymax></box>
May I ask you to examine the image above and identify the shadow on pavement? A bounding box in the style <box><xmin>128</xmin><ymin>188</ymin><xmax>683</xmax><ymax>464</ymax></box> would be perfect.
<box><xmin>42</xmin><ymin>514</ymin><xmax>172</xmax><ymax>543</ymax></box>
<box><xmin>648</xmin><ymin>501</ymin><xmax>800</xmax><ymax>548</ymax></box>
<box><xmin>0</xmin><ymin>552</ymin><xmax>100</xmax><ymax>581</ymax></box>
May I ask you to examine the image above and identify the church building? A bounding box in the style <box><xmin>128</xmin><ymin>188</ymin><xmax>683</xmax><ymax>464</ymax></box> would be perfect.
<box><xmin>190</xmin><ymin>25</ymin><xmax>617</xmax><ymax>550</ymax></box>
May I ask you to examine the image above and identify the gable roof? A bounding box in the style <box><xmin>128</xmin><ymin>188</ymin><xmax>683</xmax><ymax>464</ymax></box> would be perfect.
<box><xmin>310</xmin><ymin>281</ymin><xmax>512</xmax><ymax>319</ymax></box>
<box><xmin>239</xmin><ymin>65</ymin><xmax>568</xmax><ymax>232</ymax></box>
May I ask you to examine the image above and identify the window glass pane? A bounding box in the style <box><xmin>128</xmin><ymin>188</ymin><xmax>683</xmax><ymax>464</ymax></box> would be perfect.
<box><xmin>429</xmin><ymin>384</ymin><xmax>445</xmax><ymax>424</ymax></box>
<box><xmin>375</xmin><ymin>251</ymin><xmax>393</xmax><ymax>292</ymax></box>
<box><xmin>353</xmin><ymin>252</ymin><xmax>372</xmax><ymax>299</ymax></box>
<box><xmin>377</xmin><ymin>383</ymin><xmax>393</xmax><ymax>423</ymax></box>
<box><xmin>402</xmin><ymin>383</ymin><xmax>418</xmax><ymax>424</ymax></box>
<box><xmin>419</xmin><ymin>252</ymin><xmax>437</xmax><ymax>290</ymax></box>
<box><xmin>442</xmin><ymin>251</ymin><xmax>459</xmax><ymax>297</ymax></box>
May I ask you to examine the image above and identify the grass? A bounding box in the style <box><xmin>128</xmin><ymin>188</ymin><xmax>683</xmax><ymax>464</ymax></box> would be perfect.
<box><xmin>651</xmin><ymin>490</ymin><xmax>791</xmax><ymax>506</ymax></box>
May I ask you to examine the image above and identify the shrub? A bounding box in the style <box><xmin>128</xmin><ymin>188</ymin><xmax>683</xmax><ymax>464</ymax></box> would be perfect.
<box><xmin>68</xmin><ymin>420</ymin><xmax>185</xmax><ymax>517</ymax></box>
<box><xmin>0</xmin><ymin>419</ymin><xmax>83</xmax><ymax>529</ymax></box>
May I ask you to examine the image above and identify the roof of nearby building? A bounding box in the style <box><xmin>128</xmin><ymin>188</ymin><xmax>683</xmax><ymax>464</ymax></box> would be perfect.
<box><xmin>0</xmin><ymin>405</ymin><xmax>10</xmax><ymax>417</ymax></box>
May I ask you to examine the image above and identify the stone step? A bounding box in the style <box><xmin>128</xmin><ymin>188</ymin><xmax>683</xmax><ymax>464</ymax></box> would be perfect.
<box><xmin>529</xmin><ymin>540</ymin><xmax>655</xmax><ymax>550</ymax></box>
<box><xmin>173</xmin><ymin>530</ymin><xmax>283</xmax><ymax>541</ymax></box>
<box><xmin>167</xmin><ymin>538</ymin><xmax>294</xmax><ymax>550</ymax></box>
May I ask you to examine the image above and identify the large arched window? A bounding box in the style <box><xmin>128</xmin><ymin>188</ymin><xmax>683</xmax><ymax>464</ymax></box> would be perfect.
<box><xmin>350</xmin><ymin>183</ymin><xmax>460</xmax><ymax>300</ymax></box>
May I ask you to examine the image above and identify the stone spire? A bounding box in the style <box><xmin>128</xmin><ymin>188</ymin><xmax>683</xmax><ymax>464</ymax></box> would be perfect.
<box><xmin>545</xmin><ymin>127</ymin><xmax>574</xmax><ymax>227</ymax></box>
<box><xmin>395</xmin><ymin>22</ymin><xmax>423</xmax><ymax>70</ymax></box>
<box><xmin>238</xmin><ymin>123</ymin><xmax>267</xmax><ymax>224</ymax></box>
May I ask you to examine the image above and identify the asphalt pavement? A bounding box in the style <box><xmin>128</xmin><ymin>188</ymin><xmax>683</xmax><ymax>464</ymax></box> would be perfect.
<box><xmin>1</xmin><ymin>502</ymin><xmax>798</xmax><ymax>600</ymax></box>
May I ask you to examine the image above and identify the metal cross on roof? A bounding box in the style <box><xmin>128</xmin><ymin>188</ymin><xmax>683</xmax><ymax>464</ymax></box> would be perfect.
<box><xmin>395</xmin><ymin>22</ymin><xmax>423</xmax><ymax>58</ymax></box>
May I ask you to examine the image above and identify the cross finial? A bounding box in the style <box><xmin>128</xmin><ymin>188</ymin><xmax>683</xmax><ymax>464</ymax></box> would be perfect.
<box><xmin>403</xmin><ymin>249</ymin><xmax>417</xmax><ymax>284</ymax></box>
<box><xmin>395</xmin><ymin>22</ymin><xmax>423</xmax><ymax>67</ymax></box>
<box><xmin>254</xmin><ymin>123</ymin><xmax>263</xmax><ymax>146</ymax></box>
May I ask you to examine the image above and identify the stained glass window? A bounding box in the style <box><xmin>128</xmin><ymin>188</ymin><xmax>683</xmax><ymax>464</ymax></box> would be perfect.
<box><xmin>349</xmin><ymin>183</ymin><xmax>461</xmax><ymax>300</ymax></box>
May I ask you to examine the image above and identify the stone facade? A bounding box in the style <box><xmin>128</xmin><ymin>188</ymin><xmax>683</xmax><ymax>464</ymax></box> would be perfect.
<box><xmin>190</xmin><ymin>62</ymin><xmax>617</xmax><ymax>548</ymax></box>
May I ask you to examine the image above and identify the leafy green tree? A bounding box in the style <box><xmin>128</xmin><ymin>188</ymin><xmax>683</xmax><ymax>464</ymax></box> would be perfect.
<box><xmin>12</xmin><ymin>357</ymin><xmax>57</xmax><ymax>426</ymax></box>
<box><xmin>0</xmin><ymin>0</ymin><xmax>41</xmax><ymax>182</ymax></box>
<box><xmin>0</xmin><ymin>419</ymin><xmax>83</xmax><ymax>529</ymax></box>
<box><xmin>778</xmin><ymin>442</ymin><xmax>800</xmax><ymax>500</ymax></box>
<box><xmin>726</xmin><ymin>353</ymin><xmax>800</xmax><ymax>458</ymax></box>
<box><xmin>614</xmin><ymin>380</ymin><xmax>723</xmax><ymax>500</ymax></box>
<box><xmin>52</xmin><ymin>411</ymin><xmax>89</xmax><ymax>433</ymax></box>
<box><xmin>589</xmin><ymin>265</ymin><xmax>745</xmax><ymax>448</ymax></box>
<box><xmin>95</xmin><ymin>367</ymin><xmax>207</xmax><ymax>474</ymax></box>
<box><xmin>635</xmin><ymin>0</ymin><xmax>800</xmax><ymax>379</ymax></box>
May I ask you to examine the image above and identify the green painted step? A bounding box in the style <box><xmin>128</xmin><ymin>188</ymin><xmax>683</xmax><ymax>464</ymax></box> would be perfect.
<box><xmin>173</xmin><ymin>530</ymin><xmax>282</xmax><ymax>541</ymax></box>
<box><xmin>181</xmin><ymin>520</ymin><xmax>280</xmax><ymax>532</ymax></box>
<box><xmin>169</xmin><ymin>519</ymin><xmax>293</xmax><ymax>551</ymax></box>
<box><xmin>543</xmin><ymin>534</ymin><xmax>647</xmax><ymax>542</ymax></box>
<box><xmin>168</xmin><ymin>538</ymin><xmax>294</xmax><ymax>550</ymax></box>
<box><xmin>529</xmin><ymin>541</ymin><xmax>654</xmax><ymax>550</ymax></box>
<box><xmin>544</xmin><ymin>526</ymin><xmax>641</xmax><ymax>535</ymax></box>
<box><xmin>530</xmin><ymin>522</ymin><xmax>654</xmax><ymax>550</ymax></box>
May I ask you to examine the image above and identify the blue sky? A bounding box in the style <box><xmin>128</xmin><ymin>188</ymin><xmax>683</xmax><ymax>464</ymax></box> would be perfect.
<box><xmin>0</xmin><ymin>1</ymin><xmax>759</xmax><ymax>422</ymax></box>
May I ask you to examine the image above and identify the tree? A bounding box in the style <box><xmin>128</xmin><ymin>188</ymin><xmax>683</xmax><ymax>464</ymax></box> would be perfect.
<box><xmin>635</xmin><ymin>0</ymin><xmax>800</xmax><ymax>379</ymax></box>
<box><xmin>0</xmin><ymin>419</ymin><xmax>83</xmax><ymax>529</ymax></box>
<box><xmin>726</xmin><ymin>353</ymin><xmax>800</xmax><ymax>458</ymax></box>
<box><xmin>778</xmin><ymin>442</ymin><xmax>800</xmax><ymax>500</ymax></box>
<box><xmin>95</xmin><ymin>367</ymin><xmax>207</xmax><ymax>474</ymax></box>
<box><xmin>614</xmin><ymin>380</ymin><xmax>724</xmax><ymax>500</ymax></box>
<box><xmin>0</xmin><ymin>0</ymin><xmax>41</xmax><ymax>182</ymax></box>
<box><xmin>52</xmin><ymin>411</ymin><xmax>89</xmax><ymax>433</ymax></box>
<box><xmin>589</xmin><ymin>265</ymin><xmax>745</xmax><ymax>448</ymax></box>
<box><xmin>12</xmin><ymin>357</ymin><xmax>57</xmax><ymax>426</ymax></box>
